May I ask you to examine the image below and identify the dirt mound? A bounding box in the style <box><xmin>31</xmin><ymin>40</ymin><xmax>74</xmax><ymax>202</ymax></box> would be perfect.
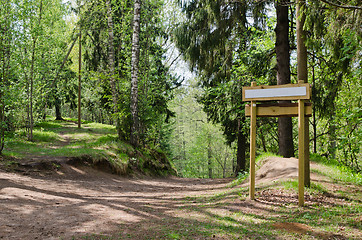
<box><xmin>255</xmin><ymin>157</ymin><xmax>298</xmax><ymax>183</ymax></box>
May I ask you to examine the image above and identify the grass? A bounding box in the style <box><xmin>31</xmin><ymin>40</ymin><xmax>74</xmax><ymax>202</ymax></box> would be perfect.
<box><xmin>255</xmin><ymin>152</ymin><xmax>283</xmax><ymax>164</ymax></box>
<box><xmin>310</xmin><ymin>153</ymin><xmax>362</xmax><ymax>185</ymax></box>
<box><xmin>2</xmin><ymin>119</ymin><xmax>130</xmax><ymax>173</ymax></box>
<box><xmin>2</xmin><ymin>118</ymin><xmax>175</xmax><ymax>176</ymax></box>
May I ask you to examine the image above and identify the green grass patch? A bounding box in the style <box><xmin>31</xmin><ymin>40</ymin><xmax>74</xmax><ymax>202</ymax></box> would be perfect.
<box><xmin>228</xmin><ymin>171</ymin><xmax>248</xmax><ymax>187</ymax></box>
<box><xmin>32</xmin><ymin>129</ymin><xmax>60</xmax><ymax>142</ymax></box>
<box><xmin>35</xmin><ymin>121</ymin><xmax>63</xmax><ymax>129</ymax></box>
<box><xmin>256</xmin><ymin>152</ymin><xmax>282</xmax><ymax>164</ymax></box>
<box><xmin>281</xmin><ymin>180</ymin><xmax>328</xmax><ymax>194</ymax></box>
<box><xmin>310</xmin><ymin>154</ymin><xmax>362</xmax><ymax>185</ymax></box>
<box><xmin>63</xmin><ymin>117</ymin><xmax>93</xmax><ymax>124</ymax></box>
<box><xmin>3</xmin><ymin>118</ymin><xmax>174</xmax><ymax>176</ymax></box>
<box><xmin>281</xmin><ymin>179</ymin><xmax>299</xmax><ymax>191</ymax></box>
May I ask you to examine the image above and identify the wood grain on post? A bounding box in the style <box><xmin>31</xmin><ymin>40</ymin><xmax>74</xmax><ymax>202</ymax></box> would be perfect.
<box><xmin>298</xmin><ymin>98</ymin><xmax>305</xmax><ymax>206</ymax></box>
<box><xmin>249</xmin><ymin>82</ymin><xmax>257</xmax><ymax>200</ymax></box>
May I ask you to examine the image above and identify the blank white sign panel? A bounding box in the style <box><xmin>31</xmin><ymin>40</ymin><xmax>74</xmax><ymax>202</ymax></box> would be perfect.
<box><xmin>244</xmin><ymin>87</ymin><xmax>307</xmax><ymax>99</ymax></box>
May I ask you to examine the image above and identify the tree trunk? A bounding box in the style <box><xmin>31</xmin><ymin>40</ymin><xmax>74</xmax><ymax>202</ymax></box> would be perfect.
<box><xmin>208</xmin><ymin>133</ymin><xmax>212</xmax><ymax>178</ymax></box>
<box><xmin>312</xmin><ymin>53</ymin><xmax>317</xmax><ymax>154</ymax></box>
<box><xmin>0</xmin><ymin>2</ymin><xmax>11</xmax><ymax>153</ymax></box>
<box><xmin>0</xmin><ymin>98</ymin><xmax>4</xmax><ymax>153</ymax></box>
<box><xmin>235</xmin><ymin>117</ymin><xmax>246</xmax><ymax>174</ymax></box>
<box><xmin>276</xmin><ymin>2</ymin><xmax>294</xmax><ymax>158</ymax></box>
<box><xmin>78</xmin><ymin>30</ymin><xmax>82</xmax><ymax>129</ymax></box>
<box><xmin>55</xmin><ymin>96</ymin><xmax>63</xmax><ymax>120</ymax></box>
<box><xmin>329</xmin><ymin>107</ymin><xmax>336</xmax><ymax>159</ymax></box>
<box><xmin>296</xmin><ymin>0</ymin><xmax>310</xmax><ymax>187</ymax></box>
<box><xmin>27</xmin><ymin>0</ymin><xmax>44</xmax><ymax>141</ymax></box>
<box><xmin>223</xmin><ymin>156</ymin><xmax>227</xmax><ymax>178</ymax></box>
<box><xmin>106</xmin><ymin>0</ymin><xmax>123</xmax><ymax>139</ymax></box>
<box><xmin>130</xmin><ymin>0</ymin><xmax>141</xmax><ymax>147</ymax></box>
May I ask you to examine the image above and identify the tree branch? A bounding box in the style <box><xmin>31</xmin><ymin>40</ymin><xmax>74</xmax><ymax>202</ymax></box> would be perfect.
<box><xmin>319</xmin><ymin>0</ymin><xmax>362</xmax><ymax>10</ymax></box>
<box><xmin>49</xmin><ymin>33</ymin><xmax>79</xmax><ymax>89</ymax></box>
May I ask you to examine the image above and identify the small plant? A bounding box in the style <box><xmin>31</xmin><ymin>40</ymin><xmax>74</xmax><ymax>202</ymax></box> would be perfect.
<box><xmin>228</xmin><ymin>171</ymin><xmax>248</xmax><ymax>187</ymax></box>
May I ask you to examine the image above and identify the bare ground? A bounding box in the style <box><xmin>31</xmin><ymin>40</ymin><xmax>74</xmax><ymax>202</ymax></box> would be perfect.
<box><xmin>0</xmin><ymin>165</ymin><xmax>232</xmax><ymax>239</ymax></box>
<box><xmin>0</xmin><ymin>156</ymin><xmax>361</xmax><ymax>239</ymax></box>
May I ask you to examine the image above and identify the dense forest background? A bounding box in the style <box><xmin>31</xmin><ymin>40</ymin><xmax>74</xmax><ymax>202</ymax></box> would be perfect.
<box><xmin>0</xmin><ymin>0</ymin><xmax>360</xmax><ymax>178</ymax></box>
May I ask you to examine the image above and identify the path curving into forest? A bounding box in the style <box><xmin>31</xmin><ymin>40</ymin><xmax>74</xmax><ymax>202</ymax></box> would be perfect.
<box><xmin>0</xmin><ymin>157</ymin><xmax>360</xmax><ymax>239</ymax></box>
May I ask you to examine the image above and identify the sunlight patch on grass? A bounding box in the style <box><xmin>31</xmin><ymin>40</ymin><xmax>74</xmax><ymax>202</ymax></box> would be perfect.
<box><xmin>312</xmin><ymin>165</ymin><xmax>362</xmax><ymax>185</ymax></box>
<box><xmin>35</xmin><ymin>121</ymin><xmax>63</xmax><ymax>128</ymax></box>
<box><xmin>281</xmin><ymin>179</ymin><xmax>298</xmax><ymax>191</ymax></box>
<box><xmin>310</xmin><ymin>154</ymin><xmax>362</xmax><ymax>185</ymax></box>
<box><xmin>33</xmin><ymin>129</ymin><xmax>60</xmax><ymax>142</ymax></box>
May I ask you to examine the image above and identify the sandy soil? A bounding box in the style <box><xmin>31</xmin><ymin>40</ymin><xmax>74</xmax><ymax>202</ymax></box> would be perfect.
<box><xmin>0</xmin><ymin>163</ymin><xmax>233</xmax><ymax>239</ymax></box>
<box><xmin>0</xmin><ymin>157</ymin><xmax>360</xmax><ymax>239</ymax></box>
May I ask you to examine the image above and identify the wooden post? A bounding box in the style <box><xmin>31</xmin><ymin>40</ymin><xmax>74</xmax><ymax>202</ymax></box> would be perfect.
<box><xmin>249</xmin><ymin>82</ymin><xmax>257</xmax><ymax>200</ymax></box>
<box><xmin>78</xmin><ymin>30</ymin><xmax>82</xmax><ymax>129</ymax></box>
<box><xmin>298</xmin><ymin>98</ymin><xmax>305</xmax><ymax>206</ymax></box>
<box><xmin>243</xmin><ymin>82</ymin><xmax>311</xmax><ymax>206</ymax></box>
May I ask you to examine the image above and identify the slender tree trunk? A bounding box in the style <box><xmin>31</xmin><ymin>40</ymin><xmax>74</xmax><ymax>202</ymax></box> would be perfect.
<box><xmin>276</xmin><ymin>1</ymin><xmax>294</xmax><ymax>157</ymax></box>
<box><xmin>130</xmin><ymin>0</ymin><xmax>141</xmax><ymax>147</ymax></box>
<box><xmin>78</xmin><ymin>30</ymin><xmax>82</xmax><ymax>129</ymax></box>
<box><xmin>296</xmin><ymin>0</ymin><xmax>310</xmax><ymax>187</ymax></box>
<box><xmin>329</xmin><ymin>107</ymin><xmax>336</xmax><ymax>159</ymax></box>
<box><xmin>28</xmin><ymin>0</ymin><xmax>44</xmax><ymax>141</ymax></box>
<box><xmin>55</xmin><ymin>95</ymin><xmax>63</xmax><ymax>120</ymax></box>
<box><xmin>0</xmin><ymin>3</ymin><xmax>11</xmax><ymax>153</ymax></box>
<box><xmin>235</xmin><ymin>117</ymin><xmax>246</xmax><ymax>174</ymax></box>
<box><xmin>29</xmin><ymin>40</ymin><xmax>37</xmax><ymax>141</ymax></box>
<box><xmin>208</xmin><ymin>132</ymin><xmax>212</xmax><ymax>178</ymax></box>
<box><xmin>106</xmin><ymin>0</ymin><xmax>123</xmax><ymax>139</ymax></box>
<box><xmin>312</xmin><ymin>53</ymin><xmax>317</xmax><ymax>154</ymax></box>
<box><xmin>223</xmin><ymin>155</ymin><xmax>227</xmax><ymax>178</ymax></box>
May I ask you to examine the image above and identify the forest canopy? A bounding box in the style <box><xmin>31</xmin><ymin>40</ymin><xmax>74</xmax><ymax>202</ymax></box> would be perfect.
<box><xmin>0</xmin><ymin>0</ymin><xmax>361</xmax><ymax>177</ymax></box>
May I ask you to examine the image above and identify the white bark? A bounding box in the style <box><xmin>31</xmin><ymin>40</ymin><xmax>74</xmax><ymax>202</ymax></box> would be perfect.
<box><xmin>130</xmin><ymin>0</ymin><xmax>141</xmax><ymax>147</ymax></box>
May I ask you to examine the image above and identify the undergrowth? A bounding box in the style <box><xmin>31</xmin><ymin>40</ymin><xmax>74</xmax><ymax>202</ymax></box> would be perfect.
<box><xmin>310</xmin><ymin>153</ymin><xmax>362</xmax><ymax>185</ymax></box>
<box><xmin>2</xmin><ymin>118</ymin><xmax>175</xmax><ymax>176</ymax></box>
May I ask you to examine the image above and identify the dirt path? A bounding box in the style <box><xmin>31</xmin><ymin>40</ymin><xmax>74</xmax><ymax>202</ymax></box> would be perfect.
<box><xmin>0</xmin><ymin>165</ymin><xmax>233</xmax><ymax>239</ymax></box>
<box><xmin>0</xmin><ymin>158</ymin><xmax>360</xmax><ymax>239</ymax></box>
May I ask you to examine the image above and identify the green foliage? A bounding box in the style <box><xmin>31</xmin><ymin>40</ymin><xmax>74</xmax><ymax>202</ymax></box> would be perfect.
<box><xmin>310</xmin><ymin>154</ymin><xmax>362</xmax><ymax>185</ymax></box>
<box><xmin>174</xmin><ymin>0</ymin><xmax>281</xmax><ymax>173</ymax></box>
<box><xmin>228</xmin><ymin>171</ymin><xmax>248</xmax><ymax>187</ymax></box>
<box><xmin>169</xmin><ymin>83</ymin><xmax>235</xmax><ymax>178</ymax></box>
<box><xmin>76</xmin><ymin>0</ymin><xmax>178</xmax><ymax>146</ymax></box>
<box><xmin>4</xmin><ymin>119</ymin><xmax>175</xmax><ymax>176</ymax></box>
<box><xmin>304</xmin><ymin>1</ymin><xmax>361</xmax><ymax>173</ymax></box>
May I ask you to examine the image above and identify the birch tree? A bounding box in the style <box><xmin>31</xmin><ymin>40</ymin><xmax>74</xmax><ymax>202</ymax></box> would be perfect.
<box><xmin>130</xmin><ymin>0</ymin><xmax>141</xmax><ymax>147</ymax></box>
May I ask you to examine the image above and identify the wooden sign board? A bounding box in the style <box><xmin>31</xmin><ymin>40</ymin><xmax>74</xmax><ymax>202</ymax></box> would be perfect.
<box><xmin>245</xmin><ymin>103</ymin><xmax>312</xmax><ymax>117</ymax></box>
<box><xmin>242</xmin><ymin>82</ymin><xmax>311</xmax><ymax>207</ymax></box>
<box><xmin>242</xmin><ymin>83</ymin><xmax>310</xmax><ymax>101</ymax></box>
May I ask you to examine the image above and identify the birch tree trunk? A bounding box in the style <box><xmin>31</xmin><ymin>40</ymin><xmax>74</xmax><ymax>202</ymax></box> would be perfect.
<box><xmin>130</xmin><ymin>0</ymin><xmax>141</xmax><ymax>147</ymax></box>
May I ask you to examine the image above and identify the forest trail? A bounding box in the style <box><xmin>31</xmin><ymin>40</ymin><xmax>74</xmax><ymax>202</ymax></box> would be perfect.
<box><xmin>0</xmin><ymin>157</ymin><xmax>361</xmax><ymax>239</ymax></box>
<box><xmin>0</xmin><ymin>167</ymin><xmax>232</xmax><ymax>239</ymax></box>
